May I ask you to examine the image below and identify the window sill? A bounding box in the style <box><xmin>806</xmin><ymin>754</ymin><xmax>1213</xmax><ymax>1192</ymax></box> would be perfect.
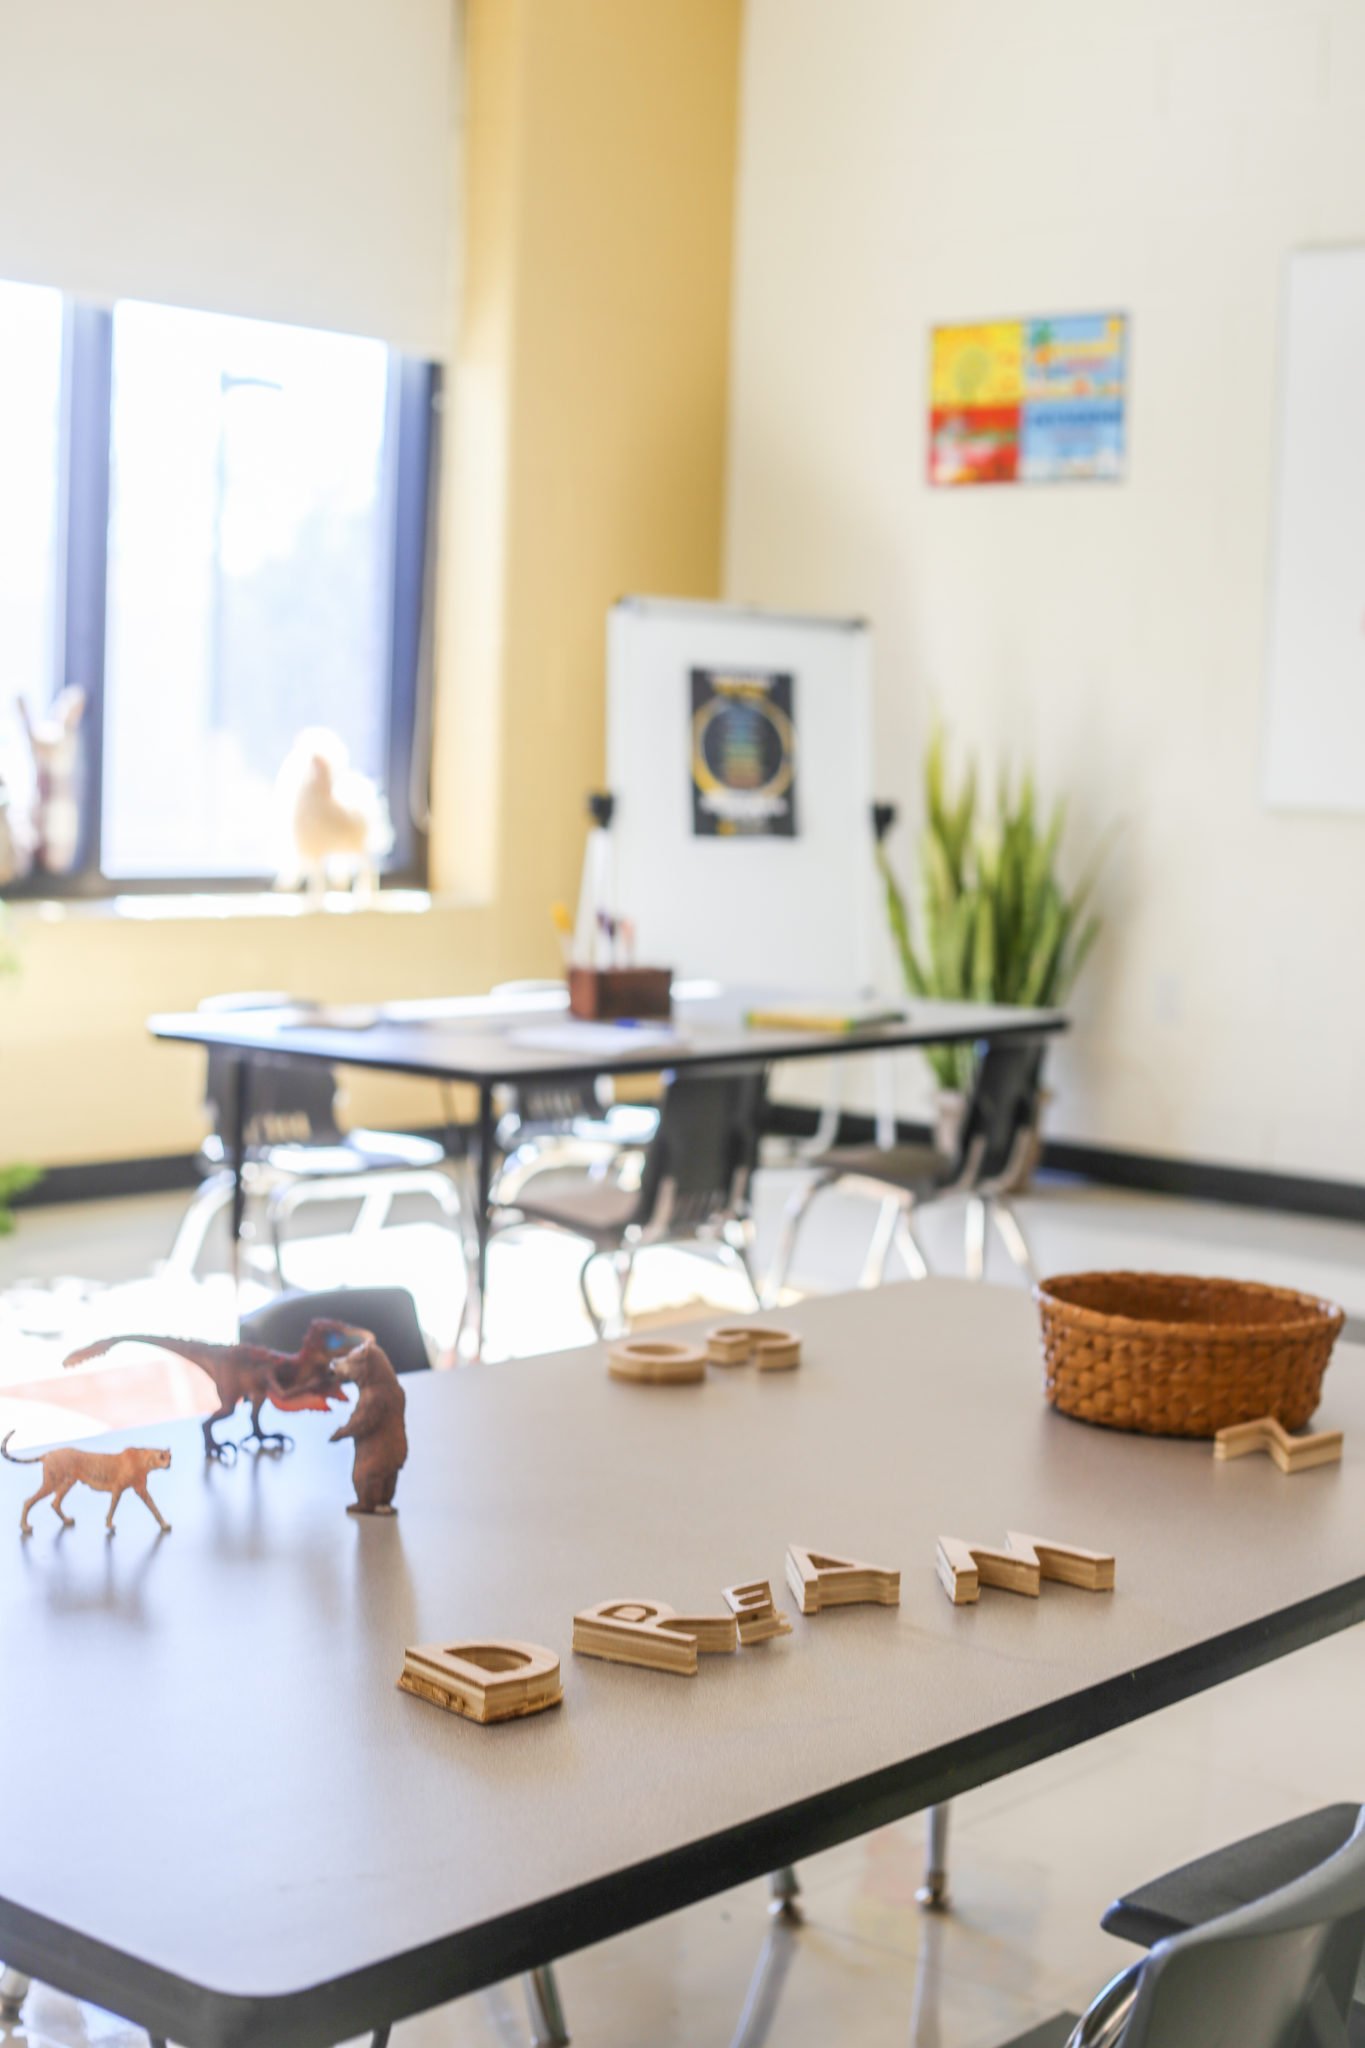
<box><xmin>9</xmin><ymin>888</ymin><xmax>441</xmax><ymax>927</ymax></box>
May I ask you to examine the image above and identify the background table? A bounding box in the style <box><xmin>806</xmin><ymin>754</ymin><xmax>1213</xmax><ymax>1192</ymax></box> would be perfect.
<box><xmin>3</xmin><ymin>1280</ymin><xmax>1362</xmax><ymax>2047</ymax></box>
<box><xmin>150</xmin><ymin>986</ymin><xmax>1067</xmax><ymax>1355</ymax></box>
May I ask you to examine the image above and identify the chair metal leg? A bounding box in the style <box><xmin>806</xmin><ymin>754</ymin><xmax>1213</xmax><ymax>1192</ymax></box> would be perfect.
<box><xmin>860</xmin><ymin>1194</ymin><xmax>901</xmax><ymax>1288</ymax></box>
<box><xmin>722</xmin><ymin>1218</ymin><xmax>764</xmax><ymax>1309</ymax></box>
<box><xmin>369</xmin><ymin>2027</ymin><xmax>392</xmax><ymax>2048</ymax></box>
<box><xmin>894</xmin><ymin>1211</ymin><xmax>931</xmax><ymax>1280</ymax></box>
<box><xmin>767</xmin><ymin>1863</ymin><xmax>803</xmax><ymax>1923</ymax></box>
<box><xmin>765</xmin><ymin>1175</ymin><xmax>826</xmax><ymax>1306</ymax></box>
<box><xmin>917</xmin><ymin>1800</ymin><xmax>952</xmax><ymax>1910</ymax></box>
<box><xmin>577</xmin><ymin>1251</ymin><xmax>606</xmax><ymax>1339</ymax></box>
<box><xmin>992</xmin><ymin>1198</ymin><xmax>1037</xmax><ymax>1282</ymax></box>
<box><xmin>163</xmin><ymin>1171</ymin><xmax>235</xmax><ymax>1279</ymax></box>
<box><xmin>611</xmin><ymin>1248</ymin><xmax>635</xmax><ymax>1336</ymax></box>
<box><xmin>728</xmin><ymin>1915</ymin><xmax>800</xmax><ymax>2048</ymax></box>
<box><xmin>523</xmin><ymin>1961</ymin><xmax>570</xmax><ymax>2046</ymax></box>
<box><xmin>964</xmin><ymin>1195</ymin><xmax>988</xmax><ymax>1281</ymax></box>
<box><xmin>0</xmin><ymin>1969</ymin><xmax>29</xmax><ymax>2021</ymax></box>
<box><xmin>1064</xmin><ymin>1960</ymin><xmax>1144</xmax><ymax>2047</ymax></box>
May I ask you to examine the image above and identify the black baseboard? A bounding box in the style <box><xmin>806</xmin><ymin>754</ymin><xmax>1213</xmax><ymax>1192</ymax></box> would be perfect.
<box><xmin>13</xmin><ymin>1153</ymin><xmax>201</xmax><ymax>1209</ymax></box>
<box><xmin>763</xmin><ymin>1105</ymin><xmax>1365</xmax><ymax>1227</ymax></box>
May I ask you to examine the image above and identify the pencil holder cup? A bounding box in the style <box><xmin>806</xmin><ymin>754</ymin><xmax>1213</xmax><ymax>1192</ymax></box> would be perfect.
<box><xmin>568</xmin><ymin>968</ymin><xmax>672</xmax><ymax>1021</ymax></box>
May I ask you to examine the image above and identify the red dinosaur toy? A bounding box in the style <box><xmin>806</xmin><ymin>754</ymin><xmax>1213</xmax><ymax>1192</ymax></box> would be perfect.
<box><xmin>63</xmin><ymin>1319</ymin><xmax>363</xmax><ymax>1460</ymax></box>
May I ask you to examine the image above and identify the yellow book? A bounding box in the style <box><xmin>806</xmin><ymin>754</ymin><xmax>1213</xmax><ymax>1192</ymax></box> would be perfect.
<box><xmin>743</xmin><ymin>1006</ymin><xmax>904</xmax><ymax>1034</ymax></box>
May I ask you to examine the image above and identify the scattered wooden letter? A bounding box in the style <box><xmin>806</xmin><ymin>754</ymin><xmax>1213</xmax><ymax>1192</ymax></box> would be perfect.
<box><xmin>1007</xmin><ymin>1533</ymin><xmax>1116</xmax><ymax>1592</ymax></box>
<box><xmin>723</xmin><ymin>1578</ymin><xmax>793</xmax><ymax>1644</ymax></box>
<box><xmin>398</xmin><ymin>1639</ymin><xmax>563</xmax><ymax>1724</ymax></box>
<box><xmin>1214</xmin><ymin>1416</ymin><xmax>1343</xmax><ymax>1475</ymax></box>
<box><xmin>937</xmin><ymin>1532</ymin><xmax>1115</xmax><ymax>1605</ymax></box>
<box><xmin>785</xmin><ymin>1545</ymin><xmax>901</xmax><ymax>1615</ymax></box>
<box><xmin>706</xmin><ymin>1324</ymin><xmax>802</xmax><ymax>1371</ymax></box>
<box><xmin>935</xmin><ymin>1536</ymin><xmax>1039</xmax><ymax>1605</ymax></box>
<box><xmin>572</xmin><ymin>1599</ymin><xmax>701</xmax><ymax>1674</ymax></box>
<box><xmin>607</xmin><ymin>1339</ymin><xmax>707</xmax><ymax>1385</ymax></box>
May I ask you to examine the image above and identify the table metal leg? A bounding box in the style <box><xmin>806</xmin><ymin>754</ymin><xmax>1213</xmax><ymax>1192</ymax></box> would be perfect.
<box><xmin>523</xmin><ymin>1961</ymin><xmax>569</xmax><ymax>2046</ymax></box>
<box><xmin>227</xmin><ymin>1053</ymin><xmax>250</xmax><ymax>1322</ymax></box>
<box><xmin>460</xmin><ymin>1081</ymin><xmax>494</xmax><ymax>1363</ymax></box>
<box><xmin>916</xmin><ymin>1800</ymin><xmax>952</xmax><ymax>1910</ymax></box>
<box><xmin>767</xmin><ymin>1864</ymin><xmax>803</xmax><ymax>1924</ymax></box>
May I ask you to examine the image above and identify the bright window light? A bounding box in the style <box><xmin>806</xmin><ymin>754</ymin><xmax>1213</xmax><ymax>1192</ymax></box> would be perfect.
<box><xmin>102</xmin><ymin>303</ymin><xmax>394</xmax><ymax>878</ymax></box>
<box><xmin>0</xmin><ymin>280</ymin><xmax>64</xmax><ymax>706</ymax></box>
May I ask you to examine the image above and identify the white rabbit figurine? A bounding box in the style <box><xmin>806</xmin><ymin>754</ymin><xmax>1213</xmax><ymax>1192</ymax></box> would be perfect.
<box><xmin>17</xmin><ymin>688</ymin><xmax>85</xmax><ymax>877</ymax></box>
<box><xmin>275</xmin><ymin>727</ymin><xmax>394</xmax><ymax>898</ymax></box>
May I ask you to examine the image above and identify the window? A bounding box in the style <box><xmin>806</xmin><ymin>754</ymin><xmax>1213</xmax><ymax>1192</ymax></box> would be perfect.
<box><xmin>0</xmin><ymin>289</ymin><xmax>435</xmax><ymax>893</ymax></box>
<box><xmin>0</xmin><ymin>281</ymin><xmax>64</xmax><ymax>703</ymax></box>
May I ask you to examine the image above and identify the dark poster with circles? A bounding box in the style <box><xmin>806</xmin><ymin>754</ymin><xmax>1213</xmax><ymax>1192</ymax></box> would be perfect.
<box><xmin>689</xmin><ymin>667</ymin><xmax>798</xmax><ymax>838</ymax></box>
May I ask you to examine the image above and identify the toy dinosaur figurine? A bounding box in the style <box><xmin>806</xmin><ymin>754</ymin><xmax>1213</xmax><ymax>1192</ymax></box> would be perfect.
<box><xmin>63</xmin><ymin>1320</ymin><xmax>364</xmax><ymax>1460</ymax></box>
<box><xmin>328</xmin><ymin>1338</ymin><xmax>408</xmax><ymax>1514</ymax></box>
<box><xmin>3</xmin><ymin>1433</ymin><xmax>172</xmax><ymax>1537</ymax></box>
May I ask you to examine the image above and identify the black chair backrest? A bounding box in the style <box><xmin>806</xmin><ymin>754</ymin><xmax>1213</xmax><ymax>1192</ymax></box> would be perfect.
<box><xmin>240</xmin><ymin>1286</ymin><xmax>431</xmax><ymax>1374</ymax></box>
<box><xmin>950</xmin><ymin>1040</ymin><xmax>1045</xmax><ymax>1184</ymax></box>
<box><xmin>633</xmin><ymin>1065</ymin><xmax>768</xmax><ymax>1230</ymax></box>
<box><xmin>205</xmin><ymin>1049</ymin><xmax>344</xmax><ymax>1157</ymax></box>
<box><xmin>511</xmin><ymin>1077</ymin><xmax>601</xmax><ymax>1127</ymax></box>
<box><xmin>1124</xmin><ymin>1806</ymin><xmax>1365</xmax><ymax>2047</ymax></box>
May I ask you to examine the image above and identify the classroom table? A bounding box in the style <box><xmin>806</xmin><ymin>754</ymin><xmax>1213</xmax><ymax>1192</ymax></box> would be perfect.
<box><xmin>149</xmin><ymin>985</ymin><xmax>1067</xmax><ymax>1357</ymax></box>
<box><xmin>3</xmin><ymin>1280</ymin><xmax>1363</xmax><ymax>2047</ymax></box>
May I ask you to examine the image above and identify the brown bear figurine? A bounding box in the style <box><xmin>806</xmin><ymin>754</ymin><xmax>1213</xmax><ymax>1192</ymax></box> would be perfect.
<box><xmin>328</xmin><ymin>1338</ymin><xmax>408</xmax><ymax>1515</ymax></box>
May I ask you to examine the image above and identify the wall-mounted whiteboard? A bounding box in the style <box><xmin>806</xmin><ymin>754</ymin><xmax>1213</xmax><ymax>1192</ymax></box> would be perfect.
<box><xmin>1264</xmin><ymin>248</ymin><xmax>1365</xmax><ymax>811</ymax></box>
<box><xmin>606</xmin><ymin>597</ymin><xmax>875</xmax><ymax>991</ymax></box>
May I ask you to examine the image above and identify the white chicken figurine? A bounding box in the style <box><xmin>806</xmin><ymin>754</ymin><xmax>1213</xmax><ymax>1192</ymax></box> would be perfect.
<box><xmin>275</xmin><ymin>728</ymin><xmax>394</xmax><ymax>898</ymax></box>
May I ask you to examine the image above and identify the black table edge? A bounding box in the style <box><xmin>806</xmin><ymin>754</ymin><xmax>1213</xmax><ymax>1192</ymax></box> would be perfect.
<box><xmin>6</xmin><ymin>1570</ymin><xmax>1363</xmax><ymax>2048</ymax></box>
<box><xmin>147</xmin><ymin>1010</ymin><xmax>1069</xmax><ymax>1089</ymax></box>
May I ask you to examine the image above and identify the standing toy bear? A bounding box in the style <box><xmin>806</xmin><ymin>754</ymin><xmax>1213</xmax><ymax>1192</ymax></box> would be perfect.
<box><xmin>328</xmin><ymin>1338</ymin><xmax>408</xmax><ymax>1514</ymax></box>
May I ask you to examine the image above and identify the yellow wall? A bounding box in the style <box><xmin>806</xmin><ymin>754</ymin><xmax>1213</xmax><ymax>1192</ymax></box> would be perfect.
<box><xmin>0</xmin><ymin>0</ymin><xmax>742</xmax><ymax>1171</ymax></box>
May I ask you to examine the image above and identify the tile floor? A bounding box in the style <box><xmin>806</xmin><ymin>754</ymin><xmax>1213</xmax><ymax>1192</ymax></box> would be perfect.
<box><xmin>3</xmin><ymin>1159</ymin><xmax>1365</xmax><ymax>2047</ymax></box>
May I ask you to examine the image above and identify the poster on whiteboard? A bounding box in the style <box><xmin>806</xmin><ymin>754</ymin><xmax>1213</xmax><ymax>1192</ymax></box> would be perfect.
<box><xmin>689</xmin><ymin>666</ymin><xmax>797</xmax><ymax>837</ymax></box>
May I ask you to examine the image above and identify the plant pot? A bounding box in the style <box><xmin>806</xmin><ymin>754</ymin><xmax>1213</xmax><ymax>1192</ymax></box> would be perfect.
<box><xmin>933</xmin><ymin>1086</ymin><xmax>1050</xmax><ymax>1190</ymax></box>
<box><xmin>933</xmin><ymin>1089</ymin><xmax>967</xmax><ymax>1161</ymax></box>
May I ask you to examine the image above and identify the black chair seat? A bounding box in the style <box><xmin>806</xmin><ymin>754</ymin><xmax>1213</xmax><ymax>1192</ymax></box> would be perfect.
<box><xmin>513</xmin><ymin>1172</ymin><xmax>643</xmax><ymax>1245</ymax></box>
<box><xmin>815</xmin><ymin>1140</ymin><xmax>947</xmax><ymax>1195</ymax></box>
<box><xmin>255</xmin><ymin>1130</ymin><xmax>447</xmax><ymax>1178</ymax></box>
<box><xmin>1101</xmin><ymin>1804</ymin><xmax>1361</xmax><ymax>1950</ymax></box>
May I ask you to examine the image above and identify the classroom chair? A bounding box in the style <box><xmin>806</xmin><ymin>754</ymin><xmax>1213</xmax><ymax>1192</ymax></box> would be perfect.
<box><xmin>165</xmin><ymin>994</ymin><xmax>463</xmax><ymax>1285</ymax></box>
<box><xmin>1003</xmin><ymin>1803</ymin><xmax>1365</xmax><ymax>2047</ymax></box>
<box><xmin>241</xmin><ymin>1284</ymin><xmax>434</xmax><ymax>1375</ymax></box>
<box><xmin>490</xmin><ymin>1064</ymin><xmax>767</xmax><ymax>1337</ymax></box>
<box><xmin>764</xmin><ymin>1037</ymin><xmax>1046</xmax><ymax>1303</ymax></box>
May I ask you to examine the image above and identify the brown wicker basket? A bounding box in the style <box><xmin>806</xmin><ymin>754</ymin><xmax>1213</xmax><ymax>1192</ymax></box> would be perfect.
<box><xmin>1035</xmin><ymin>1272</ymin><xmax>1344</xmax><ymax>1437</ymax></box>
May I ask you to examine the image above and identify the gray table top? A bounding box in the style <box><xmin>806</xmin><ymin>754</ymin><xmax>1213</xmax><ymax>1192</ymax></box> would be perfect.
<box><xmin>5</xmin><ymin>1280</ymin><xmax>1363</xmax><ymax>2048</ymax></box>
<box><xmin>147</xmin><ymin>986</ymin><xmax>1067</xmax><ymax>1086</ymax></box>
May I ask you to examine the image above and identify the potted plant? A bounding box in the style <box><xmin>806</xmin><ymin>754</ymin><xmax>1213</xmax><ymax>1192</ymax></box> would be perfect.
<box><xmin>0</xmin><ymin>904</ymin><xmax>40</xmax><ymax>1232</ymax></box>
<box><xmin>877</xmin><ymin>727</ymin><xmax>1107</xmax><ymax>1165</ymax></box>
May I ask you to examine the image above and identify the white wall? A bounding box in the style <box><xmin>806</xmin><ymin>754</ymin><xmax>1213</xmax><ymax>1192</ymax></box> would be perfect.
<box><xmin>0</xmin><ymin>0</ymin><xmax>456</xmax><ymax>355</ymax></box>
<box><xmin>725</xmin><ymin>0</ymin><xmax>1365</xmax><ymax>1179</ymax></box>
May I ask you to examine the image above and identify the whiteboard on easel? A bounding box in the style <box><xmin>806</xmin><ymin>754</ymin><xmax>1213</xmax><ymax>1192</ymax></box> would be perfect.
<box><xmin>606</xmin><ymin>597</ymin><xmax>875</xmax><ymax>991</ymax></box>
<box><xmin>1264</xmin><ymin>248</ymin><xmax>1365</xmax><ymax>811</ymax></box>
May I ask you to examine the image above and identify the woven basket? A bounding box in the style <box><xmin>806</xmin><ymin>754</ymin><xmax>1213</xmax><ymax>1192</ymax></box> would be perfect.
<box><xmin>1036</xmin><ymin>1271</ymin><xmax>1344</xmax><ymax>1437</ymax></box>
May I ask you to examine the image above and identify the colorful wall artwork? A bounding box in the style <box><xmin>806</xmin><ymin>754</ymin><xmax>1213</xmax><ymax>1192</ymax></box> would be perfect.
<box><xmin>929</xmin><ymin>314</ymin><xmax>1127</xmax><ymax>487</ymax></box>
